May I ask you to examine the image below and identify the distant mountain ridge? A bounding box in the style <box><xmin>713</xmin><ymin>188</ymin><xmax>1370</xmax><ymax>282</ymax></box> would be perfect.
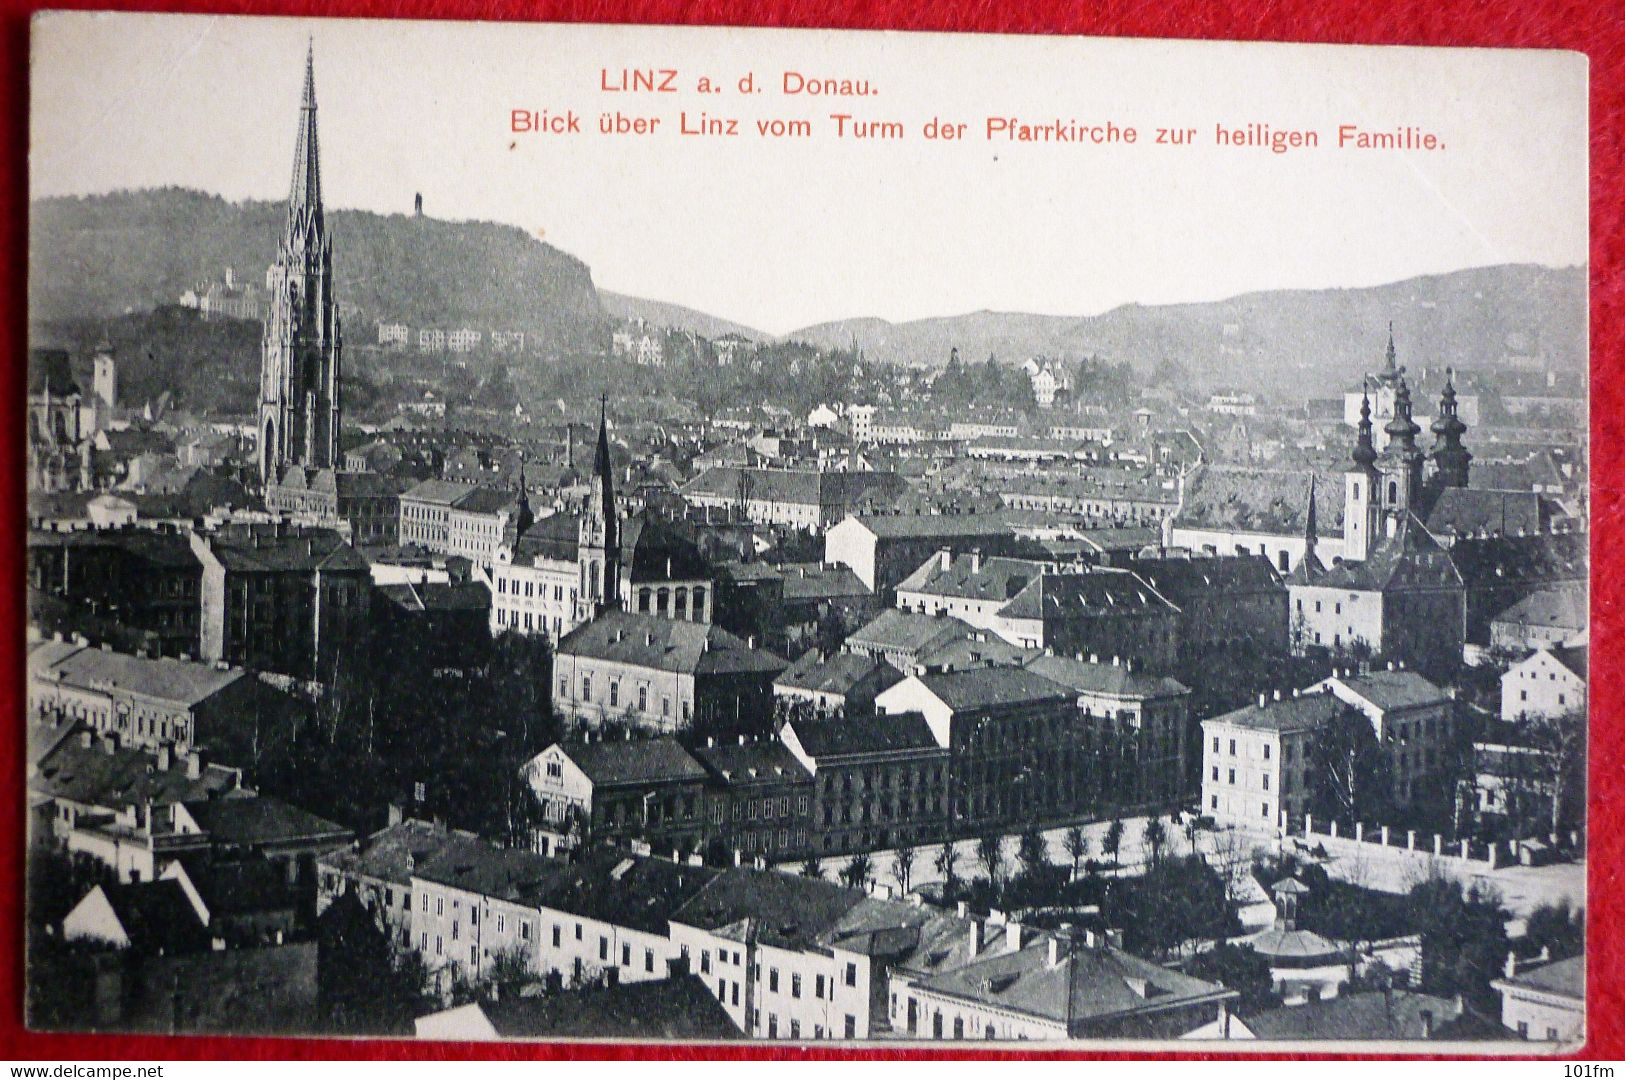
<box><xmin>29</xmin><ymin>188</ymin><xmax>607</xmax><ymax>354</ymax></box>
<box><xmin>782</xmin><ymin>264</ymin><xmax>1587</xmax><ymax>396</ymax></box>
<box><xmin>599</xmin><ymin>291</ymin><xmax>768</xmax><ymax>343</ymax></box>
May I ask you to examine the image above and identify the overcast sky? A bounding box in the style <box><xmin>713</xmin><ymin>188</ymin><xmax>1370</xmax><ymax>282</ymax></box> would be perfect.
<box><xmin>31</xmin><ymin>13</ymin><xmax>1587</xmax><ymax>336</ymax></box>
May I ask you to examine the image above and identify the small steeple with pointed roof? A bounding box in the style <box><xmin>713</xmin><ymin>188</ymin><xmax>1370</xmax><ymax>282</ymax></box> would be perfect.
<box><xmin>1352</xmin><ymin>382</ymin><xmax>1378</xmax><ymax>471</ymax></box>
<box><xmin>1429</xmin><ymin>366</ymin><xmax>1472</xmax><ymax>490</ymax></box>
<box><xmin>287</xmin><ymin>39</ymin><xmax>323</xmax><ymax>242</ymax></box>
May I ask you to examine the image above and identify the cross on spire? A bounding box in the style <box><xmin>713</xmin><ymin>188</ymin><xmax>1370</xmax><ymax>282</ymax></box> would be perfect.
<box><xmin>287</xmin><ymin>39</ymin><xmax>323</xmax><ymax>237</ymax></box>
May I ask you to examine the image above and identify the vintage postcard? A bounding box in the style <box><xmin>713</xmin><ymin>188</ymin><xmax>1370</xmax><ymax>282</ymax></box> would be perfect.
<box><xmin>24</xmin><ymin>12</ymin><xmax>1587</xmax><ymax>1050</ymax></box>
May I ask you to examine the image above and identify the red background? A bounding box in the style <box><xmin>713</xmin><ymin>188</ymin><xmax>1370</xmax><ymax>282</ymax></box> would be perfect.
<box><xmin>0</xmin><ymin>0</ymin><xmax>1616</xmax><ymax>1062</ymax></box>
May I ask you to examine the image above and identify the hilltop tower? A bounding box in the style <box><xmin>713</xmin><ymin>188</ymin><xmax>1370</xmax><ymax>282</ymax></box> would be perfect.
<box><xmin>258</xmin><ymin>42</ymin><xmax>342</xmax><ymax>485</ymax></box>
<box><xmin>576</xmin><ymin>396</ymin><xmax>621</xmax><ymax>621</ymax></box>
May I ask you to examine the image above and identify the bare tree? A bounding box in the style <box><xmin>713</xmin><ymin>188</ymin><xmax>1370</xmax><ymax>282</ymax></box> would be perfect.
<box><xmin>1143</xmin><ymin>816</ymin><xmax>1169</xmax><ymax>866</ymax></box>
<box><xmin>893</xmin><ymin>845</ymin><xmax>917</xmax><ymax>896</ymax></box>
<box><xmin>1062</xmin><ymin>825</ymin><xmax>1090</xmax><ymax>883</ymax></box>
<box><xmin>976</xmin><ymin>834</ymin><xmax>1006</xmax><ymax>890</ymax></box>
<box><xmin>934</xmin><ymin>841</ymin><xmax>959</xmax><ymax>894</ymax></box>
<box><xmin>840</xmin><ymin>851</ymin><xmax>874</xmax><ymax>890</ymax></box>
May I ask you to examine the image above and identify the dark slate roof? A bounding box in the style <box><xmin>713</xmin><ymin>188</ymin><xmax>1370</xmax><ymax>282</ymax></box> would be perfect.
<box><xmin>912</xmin><ymin>666</ymin><xmax>1074</xmax><ymax>712</ymax></box>
<box><xmin>198</xmin><ymin>525</ymin><xmax>369</xmax><ymax>575</ymax></box>
<box><xmin>783</xmin><ymin>711</ymin><xmax>944</xmax><ymax>759</ymax></box>
<box><xmin>997</xmin><ymin>569</ymin><xmax>1178</xmax><ymax>621</ymax></box>
<box><xmin>916</xmin><ymin>635</ymin><xmax>1041</xmax><ymax>672</ymax></box>
<box><xmin>1174</xmin><ymin>465</ymin><xmax>1346</xmax><ymax>538</ymax></box>
<box><xmin>1245</xmin><ymin>990</ymin><xmax>1467</xmax><ymax>1041</ymax></box>
<box><xmin>557</xmin><ymin>736</ymin><xmax>709</xmax><ymax>787</ymax></box>
<box><xmin>1446</xmin><ymin>531</ymin><xmax>1587</xmax><ymax>589</ymax></box>
<box><xmin>379</xmin><ymin>580</ymin><xmax>491</xmax><ymax>613</ymax></box>
<box><xmin>672</xmin><ymin>866</ymin><xmax>867</xmax><ymax>950</ymax></box>
<box><xmin>473</xmin><ymin>974</ymin><xmax>742</xmax><ymax>1040</ymax></box>
<box><xmin>1209</xmin><ymin>689</ymin><xmax>1349</xmax><ymax>735</ymax></box>
<box><xmin>401</xmin><ymin>478</ymin><xmax>480</xmax><ymax>506</ymax></box>
<box><xmin>916</xmin><ymin>939</ymin><xmax>1231</xmax><ymax>1027</ymax></box>
<box><xmin>31</xmin><ymin>728</ymin><xmax>245</xmax><ymax>807</ymax></box>
<box><xmin>175</xmin><ymin>855</ymin><xmax>299</xmax><ymax>917</ymax></box>
<box><xmin>94</xmin><ymin>879</ymin><xmax>209</xmax><ymax>953</ymax></box>
<box><xmin>845</xmin><ymin>512</ymin><xmax>1022</xmax><ymax>541</ymax></box>
<box><xmin>534</xmin><ymin>850</ymin><xmax>720</xmax><ymax>936</ymax></box>
<box><xmin>1550</xmin><ymin>644</ymin><xmax>1588</xmax><ymax>681</ymax></box>
<box><xmin>1425</xmin><ymin>487</ymin><xmax>1561</xmax><ymax>540</ymax></box>
<box><xmin>1025</xmin><ymin>655</ymin><xmax>1189</xmax><ymax>700</ymax></box>
<box><xmin>183</xmin><ymin>795</ymin><xmax>351</xmax><ymax>848</ymax></box>
<box><xmin>1128</xmin><ymin>553</ymin><xmax>1284</xmax><ymax>600</ymax></box>
<box><xmin>1490</xmin><ymin>585</ymin><xmax>1587</xmax><ymax>631</ymax></box>
<box><xmin>689</xmin><ymin>740</ymin><xmax>810</xmax><ymax>786</ymax></box>
<box><xmin>411</xmin><ymin>832</ymin><xmax>568</xmax><ymax>904</ymax></box>
<box><xmin>775</xmin><ymin>650</ymin><xmax>903</xmax><ymax>697</ymax></box>
<box><xmin>558</xmin><ymin>611</ymin><xmax>786</xmax><ymax>677</ymax></box>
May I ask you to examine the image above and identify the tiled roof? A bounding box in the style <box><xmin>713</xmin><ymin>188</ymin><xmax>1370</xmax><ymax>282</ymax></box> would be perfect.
<box><xmin>1425</xmin><ymin>487</ymin><xmax>1560</xmax><ymax>540</ymax></box>
<box><xmin>93</xmin><ymin>879</ymin><xmax>210</xmax><ymax>953</ymax></box>
<box><xmin>401</xmin><ymin>478</ymin><xmax>480</xmax><ymax>506</ymax></box>
<box><xmin>199</xmin><ymin>525</ymin><xmax>369</xmax><ymax>574</ymax></box>
<box><xmin>412</xmin><ymin>832</ymin><xmax>567</xmax><ymax>904</ymax></box>
<box><xmin>783</xmin><ymin>712</ymin><xmax>944</xmax><ymax>759</ymax></box>
<box><xmin>1314</xmin><ymin>514</ymin><xmax>1462</xmax><ymax>592</ymax></box>
<box><xmin>845</xmin><ymin>513</ymin><xmax>1022</xmax><ymax>541</ymax></box>
<box><xmin>557</xmin><ymin>736</ymin><xmax>709</xmax><ymax>787</ymax></box>
<box><xmin>1174</xmin><ymin>464</ymin><xmax>1346</xmax><ymax>539</ymax></box>
<box><xmin>30</xmin><ymin>644</ymin><xmax>244</xmax><ymax>706</ymax></box>
<box><xmin>690</xmin><ymin>740</ymin><xmax>810</xmax><ymax>786</ymax></box>
<box><xmin>1127</xmin><ymin>553</ymin><xmax>1284</xmax><ymax>600</ymax></box>
<box><xmin>1550</xmin><ymin>644</ymin><xmax>1588</xmax><ymax>681</ymax></box>
<box><xmin>680</xmin><ymin>466</ymin><xmax>908</xmax><ymax>508</ymax></box>
<box><xmin>557</xmin><ymin>611</ymin><xmax>786</xmax><ymax>677</ymax></box>
<box><xmin>1447</xmin><ymin>531</ymin><xmax>1587</xmax><ymax>589</ymax></box>
<box><xmin>776</xmin><ymin>563</ymin><xmax>871</xmax><ymax>603</ymax></box>
<box><xmin>916</xmin><ymin>635</ymin><xmax>1041</xmax><ymax>672</ymax></box>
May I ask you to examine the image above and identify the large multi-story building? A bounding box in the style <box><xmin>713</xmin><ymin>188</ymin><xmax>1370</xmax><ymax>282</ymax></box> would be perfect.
<box><xmin>680</xmin><ymin>467</ymin><xmax>909</xmax><ymax>530</ymax></box>
<box><xmin>28</xmin><ymin>527</ymin><xmax>204</xmax><ymax>658</ymax></box>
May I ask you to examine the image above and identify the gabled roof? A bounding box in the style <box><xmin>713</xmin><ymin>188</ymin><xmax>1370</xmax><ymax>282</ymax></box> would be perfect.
<box><xmin>1446</xmin><ymin>531</ymin><xmax>1587</xmax><ymax>589</ymax></box>
<box><xmin>690</xmin><ymin>739</ymin><xmax>810</xmax><ymax>786</ymax></box>
<box><xmin>1495</xmin><ymin>954</ymin><xmax>1583</xmax><ymax>999</ymax></box>
<box><xmin>842</xmin><ymin>512</ymin><xmax>1021</xmax><ymax>541</ymax></box>
<box><xmin>556</xmin><ymin>611</ymin><xmax>786</xmax><ymax>677</ymax></box>
<box><xmin>555</xmin><ymin>736</ymin><xmax>709</xmax><ymax>787</ymax></box>
<box><xmin>86</xmin><ymin>879</ymin><xmax>210</xmax><ymax>953</ymax></box>
<box><xmin>997</xmin><ymin>569</ymin><xmax>1178</xmax><ymax>622</ymax></box>
<box><xmin>1325</xmin><ymin>668</ymin><xmax>1449</xmax><ymax>712</ymax></box>
<box><xmin>1549</xmin><ymin>644</ymin><xmax>1588</xmax><ymax>681</ymax></box>
<box><xmin>776</xmin><ymin>562</ymin><xmax>871</xmax><ymax>603</ymax></box>
<box><xmin>199</xmin><ymin>525</ymin><xmax>369</xmax><ymax>575</ymax></box>
<box><xmin>31</xmin><ymin>728</ymin><xmax>245</xmax><ymax>807</ymax></box>
<box><xmin>1314</xmin><ymin>513</ymin><xmax>1462</xmax><ymax>592</ymax></box>
<box><xmin>1128</xmin><ymin>553</ymin><xmax>1284</xmax><ymax>600</ymax></box>
<box><xmin>411</xmin><ymin>832</ymin><xmax>567</xmax><ymax>904</ymax></box>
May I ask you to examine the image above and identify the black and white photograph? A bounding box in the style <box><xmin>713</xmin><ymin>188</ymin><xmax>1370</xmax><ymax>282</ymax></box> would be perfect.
<box><xmin>23</xmin><ymin>12</ymin><xmax>1589</xmax><ymax>1049</ymax></box>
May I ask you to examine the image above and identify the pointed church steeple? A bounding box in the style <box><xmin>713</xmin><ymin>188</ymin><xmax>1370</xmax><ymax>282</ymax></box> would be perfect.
<box><xmin>1352</xmin><ymin>383</ymin><xmax>1378</xmax><ymax>471</ymax></box>
<box><xmin>258</xmin><ymin>42</ymin><xmax>341</xmax><ymax>485</ymax></box>
<box><xmin>513</xmin><ymin>454</ymin><xmax>534</xmax><ymax>538</ymax></box>
<box><xmin>287</xmin><ymin>40</ymin><xmax>323</xmax><ymax>240</ymax></box>
<box><xmin>577</xmin><ymin>395</ymin><xmax>621</xmax><ymax>620</ymax></box>
<box><xmin>1383</xmin><ymin>321</ymin><xmax>1398</xmax><ymax>378</ymax></box>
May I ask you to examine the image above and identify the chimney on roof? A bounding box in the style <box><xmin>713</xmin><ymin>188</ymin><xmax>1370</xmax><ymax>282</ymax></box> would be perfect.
<box><xmin>157</xmin><ymin>746</ymin><xmax>171</xmax><ymax>771</ymax></box>
<box><xmin>734</xmin><ymin>849</ymin><xmax>743</xmax><ymax>867</ymax></box>
<box><xmin>1387</xmin><ymin>660</ymin><xmax>1396</xmax><ymax>671</ymax></box>
<box><xmin>738</xmin><ymin>734</ymin><xmax>747</xmax><ymax>746</ymax></box>
<box><xmin>1504</xmin><ymin>951</ymin><xmax>1518</xmax><ymax>979</ymax></box>
<box><xmin>956</xmin><ymin>900</ymin><xmax>968</xmax><ymax>918</ymax></box>
<box><xmin>1258</xmin><ymin>693</ymin><xmax>1268</xmax><ymax>708</ymax></box>
<box><xmin>1420</xmin><ymin>1010</ymin><xmax>1434</xmax><ymax>1039</ymax></box>
<box><xmin>1005</xmin><ymin>922</ymin><xmax>1022</xmax><ymax>951</ymax></box>
<box><xmin>1292</xmin><ymin>687</ymin><xmax>1300</xmax><ymax>699</ymax></box>
<box><xmin>1273</xmin><ymin>689</ymin><xmax>1282</xmax><ymax>701</ymax></box>
<box><xmin>100</xmin><ymin>735</ymin><xmax>116</xmax><ymax>756</ymax></box>
<box><xmin>1112</xmin><ymin>655</ymin><xmax>1121</xmax><ymax>667</ymax></box>
<box><xmin>1105</xmin><ymin>928</ymin><xmax>1123</xmax><ymax>950</ymax></box>
<box><xmin>1089</xmin><ymin>653</ymin><xmax>1099</xmax><ymax>664</ymax></box>
<box><xmin>186</xmin><ymin>751</ymin><xmax>202</xmax><ymax>779</ymax></box>
<box><xmin>80</xmin><ymin>730</ymin><xmax>93</xmax><ymax>749</ymax></box>
<box><xmin>1047</xmin><ymin>935</ymin><xmax>1066</xmax><ymax>968</ymax></box>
